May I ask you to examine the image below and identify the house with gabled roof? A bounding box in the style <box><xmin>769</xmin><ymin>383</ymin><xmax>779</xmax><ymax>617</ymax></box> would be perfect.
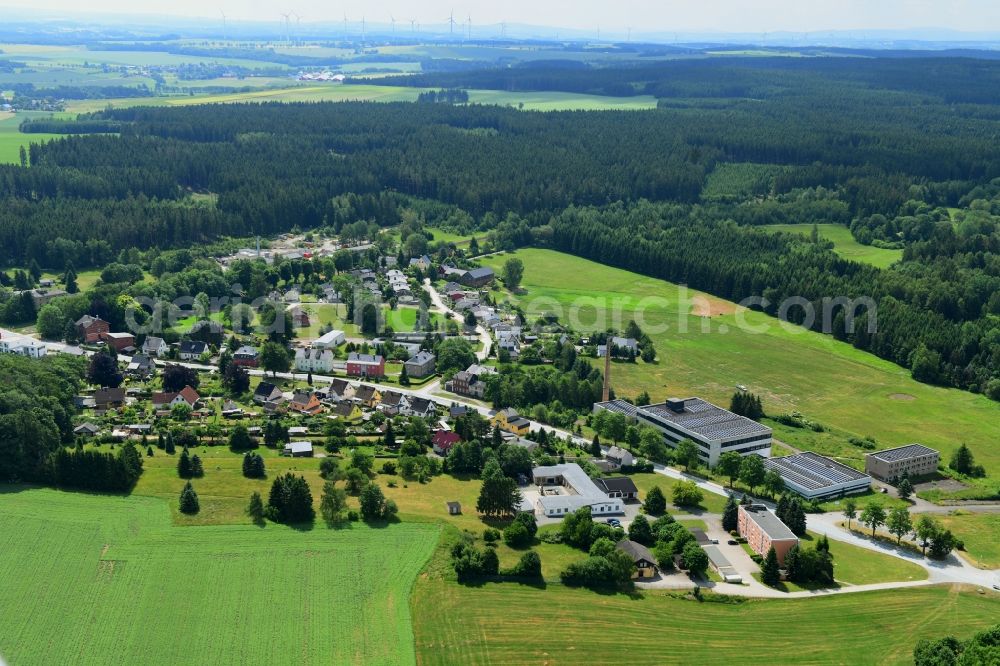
<box><xmin>152</xmin><ymin>385</ymin><xmax>200</xmax><ymax>410</ymax></box>
<box><xmin>353</xmin><ymin>385</ymin><xmax>381</xmax><ymax>408</ymax></box>
<box><xmin>75</xmin><ymin>315</ymin><xmax>109</xmax><ymax>343</ymax></box>
<box><xmin>253</xmin><ymin>382</ymin><xmax>283</xmax><ymax>405</ymax></box>
<box><xmin>289</xmin><ymin>391</ymin><xmax>323</xmax><ymax>416</ymax></box>
<box><xmin>142</xmin><ymin>336</ymin><xmax>169</xmax><ymax>357</ymax></box>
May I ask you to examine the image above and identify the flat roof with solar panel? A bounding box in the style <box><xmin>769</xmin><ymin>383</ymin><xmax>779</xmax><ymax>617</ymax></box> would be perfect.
<box><xmin>764</xmin><ymin>452</ymin><xmax>872</xmax><ymax>500</ymax></box>
<box><xmin>867</xmin><ymin>444</ymin><xmax>939</xmax><ymax>463</ymax></box>
<box><xmin>593</xmin><ymin>399</ymin><xmax>638</xmax><ymax>418</ymax></box>
<box><xmin>640</xmin><ymin>398</ymin><xmax>770</xmax><ymax>440</ymax></box>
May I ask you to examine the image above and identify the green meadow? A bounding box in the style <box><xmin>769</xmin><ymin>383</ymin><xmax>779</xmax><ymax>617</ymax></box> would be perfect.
<box><xmin>761</xmin><ymin>223</ymin><xmax>904</xmax><ymax>269</ymax></box>
<box><xmin>0</xmin><ymin>487</ymin><xmax>438</xmax><ymax>665</ymax></box>
<box><xmin>481</xmin><ymin>249</ymin><xmax>1000</xmax><ymax>482</ymax></box>
<box><xmin>0</xmin><ymin>112</ymin><xmax>61</xmax><ymax>164</ymax></box>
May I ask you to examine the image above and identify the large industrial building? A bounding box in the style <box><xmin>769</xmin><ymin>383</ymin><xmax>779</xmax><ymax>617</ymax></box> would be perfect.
<box><xmin>594</xmin><ymin>397</ymin><xmax>772</xmax><ymax>466</ymax></box>
<box><xmin>763</xmin><ymin>452</ymin><xmax>872</xmax><ymax>500</ymax></box>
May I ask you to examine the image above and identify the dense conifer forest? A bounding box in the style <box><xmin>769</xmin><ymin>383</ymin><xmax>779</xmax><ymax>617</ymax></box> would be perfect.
<box><xmin>3</xmin><ymin>56</ymin><xmax>1000</xmax><ymax>398</ymax></box>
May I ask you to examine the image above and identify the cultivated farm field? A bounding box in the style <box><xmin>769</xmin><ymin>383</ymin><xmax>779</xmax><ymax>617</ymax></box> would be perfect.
<box><xmin>0</xmin><ymin>488</ymin><xmax>438</xmax><ymax>665</ymax></box>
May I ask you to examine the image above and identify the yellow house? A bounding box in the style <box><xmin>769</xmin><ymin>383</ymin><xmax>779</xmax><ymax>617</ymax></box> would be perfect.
<box><xmin>490</xmin><ymin>408</ymin><xmax>531</xmax><ymax>436</ymax></box>
<box><xmin>354</xmin><ymin>385</ymin><xmax>382</xmax><ymax>409</ymax></box>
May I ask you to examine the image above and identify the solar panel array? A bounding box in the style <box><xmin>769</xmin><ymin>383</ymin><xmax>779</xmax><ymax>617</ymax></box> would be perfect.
<box><xmin>869</xmin><ymin>443</ymin><xmax>938</xmax><ymax>463</ymax></box>
<box><xmin>642</xmin><ymin>398</ymin><xmax>770</xmax><ymax>440</ymax></box>
<box><xmin>594</xmin><ymin>399</ymin><xmax>639</xmax><ymax>417</ymax></box>
<box><xmin>764</xmin><ymin>452</ymin><xmax>869</xmax><ymax>491</ymax></box>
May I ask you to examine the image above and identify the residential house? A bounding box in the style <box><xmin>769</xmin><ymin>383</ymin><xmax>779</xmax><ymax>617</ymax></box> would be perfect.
<box><xmin>75</xmin><ymin>315</ymin><xmax>110</xmax><ymax>343</ymax></box>
<box><xmin>409</xmin><ymin>255</ymin><xmax>432</xmax><ymax>270</ymax></box>
<box><xmin>378</xmin><ymin>390</ymin><xmax>405</xmax><ymax>416</ymax></box>
<box><xmin>432</xmin><ymin>430</ymin><xmax>461</xmax><ymax>455</ymax></box>
<box><xmin>605</xmin><ymin>446</ymin><xmax>635</xmax><ymax>469</ymax></box>
<box><xmin>448</xmin><ymin>403</ymin><xmax>469</xmax><ymax>419</ymax></box>
<box><xmin>178</xmin><ymin>340</ymin><xmax>209</xmax><ymax>361</ymax></box>
<box><xmin>152</xmin><ymin>385</ymin><xmax>200</xmax><ymax>410</ymax></box>
<box><xmin>253</xmin><ymin>382</ymin><xmax>283</xmax><ymax>405</ymax></box>
<box><xmin>295</xmin><ymin>347</ymin><xmax>334</xmax><ymax>373</ymax></box>
<box><xmin>93</xmin><ymin>387</ymin><xmax>126</xmax><ymax>410</ymax></box>
<box><xmin>405</xmin><ymin>397</ymin><xmax>437</xmax><ymax>419</ymax></box>
<box><xmin>289</xmin><ymin>391</ymin><xmax>323</xmax><ymax>416</ymax></box>
<box><xmin>353</xmin><ymin>385</ymin><xmax>382</xmax><ymax>409</ymax></box>
<box><xmin>597</xmin><ymin>336</ymin><xmax>640</xmax><ymax>358</ymax></box>
<box><xmin>289</xmin><ymin>307</ymin><xmax>311</xmax><ymax>328</ymax></box>
<box><xmin>616</xmin><ymin>540</ymin><xmax>659</xmax><ymax>579</ymax></box>
<box><xmin>330</xmin><ymin>402</ymin><xmax>362</xmax><ymax>421</ymax></box>
<box><xmin>497</xmin><ymin>334</ymin><xmax>520</xmax><ymax>359</ymax></box>
<box><xmin>126</xmin><ymin>354</ymin><xmax>155</xmax><ymax>378</ymax></box>
<box><xmin>445</xmin><ymin>363</ymin><xmax>496</xmax><ymax>399</ymax></box>
<box><xmin>142</xmin><ymin>336</ymin><xmax>169</xmax><ymax>357</ymax></box>
<box><xmin>346</xmin><ymin>352</ymin><xmax>385</xmax><ymax>378</ymax></box>
<box><xmin>232</xmin><ymin>346</ymin><xmax>260</xmax><ymax>368</ymax></box>
<box><xmin>403</xmin><ymin>351</ymin><xmax>436</xmax><ymax>379</ymax></box>
<box><xmin>490</xmin><ymin>408</ymin><xmax>531</xmax><ymax>436</ymax></box>
<box><xmin>24</xmin><ymin>288</ymin><xmax>67</xmax><ymax>309</ymax></box>
<box><xmin>325</xmin><ymin>378</ymin><xmax>355</xmax><ymax>402</ymax></box>
<box><xmin>73</xmin><ymin>423</ymin><xmax>101</xmax><ymax>437</ymax></box>
<box><xmin>0</xmin><ymin>337</ymin><xmax>47</xmax><ymax>358</ymax></box>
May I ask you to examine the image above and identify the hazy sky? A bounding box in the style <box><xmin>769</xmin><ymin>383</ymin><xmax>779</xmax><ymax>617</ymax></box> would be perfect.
<box><xmin>6</xmin><ymin>0</ymin><xmax>1000</xmax><ymax>34</ymax></box>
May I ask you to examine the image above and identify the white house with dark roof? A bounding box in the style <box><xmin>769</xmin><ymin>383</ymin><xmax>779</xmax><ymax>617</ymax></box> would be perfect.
<box><xmin>142</xmin><ymin>336</ymin><xmax>169</xmax><ymax>357</ymax></box>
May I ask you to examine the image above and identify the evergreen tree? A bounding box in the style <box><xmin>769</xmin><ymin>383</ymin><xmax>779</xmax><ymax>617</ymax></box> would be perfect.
<box><xmin>177</xmin><ymin>447</ymin><xmax>192</xmax><ymax>478</ymax></box>
<box><xmin>229</xmin><ymin>424</ymin><xmax>254</xmax><ymax>451</ymax></box>
<box><xmin>897</xmin><ymin>477</ymin><xmax>913</xmax><ymax>500</ymax></box>
<box><xmin>721</xmin><ymin>495</ymin><xmax>739</xmax><ymax>532</ymax></box>
<box><xmin>179</xmin><ymin>482</ymin><xmax>200</xmax><ymax>514</ymax></box>
<box><xmin>761</xmin><ymin>546</ymin><xmax>781</xmax><ymax>586</ymax></box>
<box><xmin>247</xmin><ymin>491</ymin><xmax>265</xmax><ymax>523</ymax></box>
<box><xmin>398</xmin><ymin>365</ymin><xmax>409</xmax><ymax>386</ymax></box>
<box><xmin>476</xmin><ymin>458</ymin><xmax>521</xmax><ymax>518</ymax></box>
<box><xmin>949</xmin><ymin>444</ymin><xmax>976</xmax><ymax>476</ymax></box>
<box><xmin>190</xmin><ymin>454</ymin><xmax>204</xmax><ymax>478</ymax></box>
<box><xmin>590</xmin><ymin>434</ymin><xmax>602</xmax><ymax>458</ymax></box>
<box><xmin>359</xmin><ymin>482</ymin><xmax>389</xmax><ymax>522</ymax></box>
<box><xmin>165</xmin><ymin>432</ymin><xmax>176</xmax><ymax>455</ymax></box>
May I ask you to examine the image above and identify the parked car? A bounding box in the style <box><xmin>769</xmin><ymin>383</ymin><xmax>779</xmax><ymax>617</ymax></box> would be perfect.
<box><xmin>709</xmin><ymin>538</ymin><xmax>719</xmax><ymax>545</ymax></box>
<box><xmin>606</xmin><ymin>518</ymin><xmax>621</xmax><ymax>527</ymax></box>
<box><xmin>727</xmin><ymin>539</ymin><xmax>738</xmax><ymax>546</ymax></box>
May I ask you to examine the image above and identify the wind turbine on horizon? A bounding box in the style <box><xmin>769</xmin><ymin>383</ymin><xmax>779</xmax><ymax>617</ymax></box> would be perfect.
<box><xmin>390</xmin><ymin>15</ymin><xmax>396</xmax><ymax>34</ymax></box>
<box><xmin>447</xmin><ymin>10</ymin><xmax>456</xmax><ymax>35</ymax></box>
<box><xmin>279</xmin><ymin>12</ymin><xmax>291</xmax><ymax>45</ymax></box>
<box><xmin>219</xmin><ymin>9</ymin><xmax>227</xmax><ymax>42</ymax></box>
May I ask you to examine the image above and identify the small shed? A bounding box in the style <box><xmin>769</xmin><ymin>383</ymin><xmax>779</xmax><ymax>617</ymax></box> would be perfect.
<box><xmin>446</xmin><ymin>501</ymin><xmax>462</xmax><ymax>515</ymax></box>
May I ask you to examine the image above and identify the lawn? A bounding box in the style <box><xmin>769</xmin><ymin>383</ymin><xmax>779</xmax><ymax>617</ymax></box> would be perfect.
<box><xmin>480</xmin><ymin>249</ymin><xmax>1000</xmax><ymax>486</ymax></box>
<box><xmin>761</xmin><ymin>223</ymin><xmax>903</xmax><ymax>269</ymax></box>
<box><xmin>0</xmin><ymin>487</ymin><xmax>438</xmax><ymax>665</ymax></box>
<box><xmin>801</xmin><ymin>532</ymin><xmax>927</xmax><ymax>586</ymax></box>
<box><xmin>412</xmin><ymin>578</ymin><xmax>999</xmax><ymax>665</ymax></box>
<box><xmin>629</xmin><ymin>472</ymin><xmax>729</xmax><ymax>513</ymax></box>
<box><xmin>919</xmin><ymin>512</ymin><xmax>1000</xmax><ymax>569</ymax></box>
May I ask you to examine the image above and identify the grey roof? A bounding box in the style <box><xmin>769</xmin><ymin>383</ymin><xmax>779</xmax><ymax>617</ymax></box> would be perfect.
<box><xmin>405</xmin><ymin>351</ymin><xmax>435</xmax><ymax>366</ymax></box>
<box><xmin>408</xmin><ymin>397</ymin><xmax>434</xmax><ymax>414</ymax></box>
<box><xmin>179</xmin><ymin>340</ymin><xmax>208</xmax><ymax>354</ymax></box>
<box><xmin>616</xmin><ymin>540</ymin><xmax>656</xmax><ymax>565</ymax></box>
<box><xmin>867</xmin><ymin>444</ymin><xmax>939</xmax><ymax>463</ymax></box>
<box><xmin>466</xmin><ymin>267</ymin><xmax>494</xmax><ymax>280</ymax></box>
<box><xmin>764</xmin><ymin>452</ymin><xmax>869</xmax><ymax>492</ymax></box>
<box><xmin>594</xmin><ymin>399</ymin><xmax>638</xmax><ymax>418</ymax></box>
<box><xmin>740</xmin><ymin>504</ymin><xmax>797</xmax><ymax>541</ymax></box>
<box><xmin>234</xmin><ymin>345</ymin><xmax>258</xmax><ymax>357</ymax></box>
<box><xmin>285</xmin><ymin>441</ymin><xmax>313</xmax><ymax>454</ymax></box>
<box><xmin>594</xmin><ymin>477</ymin><xmax>639</xmax><ymax>495</ymax></box>
<box><xmin>533</xmin><ymin>463</ymin><xmax>613</xmax><ymax>512</ymax></box>
<box><xmin>640</xmin><ymin>398</ymin><xmax>770</xmax><ymax>441</ymax></box>
<box><xmin>703</xmin><ymin>545</ymin><xmax>732</xmax><ymax>569</ymax></box>
<box><xmin>348</xmin><ymin>352</ymin><xmax>383</xmax><ymax>364</ymax></box>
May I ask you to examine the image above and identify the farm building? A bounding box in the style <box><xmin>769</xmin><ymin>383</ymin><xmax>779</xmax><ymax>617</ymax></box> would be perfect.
<box><xmin>313</xmin><ymin>329</ymin><xmax>346</xmax><ymax>349</ymax></box>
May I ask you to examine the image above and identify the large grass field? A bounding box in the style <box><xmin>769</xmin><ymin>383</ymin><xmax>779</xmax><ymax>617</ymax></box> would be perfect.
<box><xmin>412</xmin><ymin>578</ymin><xmax>999</xmax><ymax>665</ymax></box>
<box><xmin>761</xmin><ymin>223</ymin><xmax>904</xmax><ymax>269</ymax></box>
<box><xmin>0</xmin><ymin>487</ymin><xmax>438</xmax><ymax>665</ymax></box>
<box><xmin>481</xmin><ymin>249</ymin><xmax>1000</xmax><ymax>483</ymax></box>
